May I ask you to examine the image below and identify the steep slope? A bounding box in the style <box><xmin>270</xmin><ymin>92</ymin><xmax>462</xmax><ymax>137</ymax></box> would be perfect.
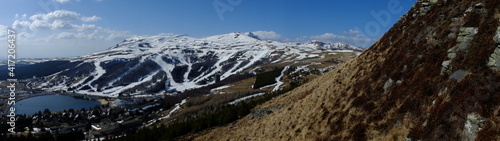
<box><xmin>1</xmin><ymin>32</ymin><xmax>362</xmax><ymax>97</ymax></box>
<box><xmin>191</xmin><ymin>0</ymin><xmax>500</xmax><ymax>140</ymax></box>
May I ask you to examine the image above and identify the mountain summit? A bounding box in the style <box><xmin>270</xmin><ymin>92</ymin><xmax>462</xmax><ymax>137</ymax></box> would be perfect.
<box><xmin>191</xmin><ymin>0</ymin><xmax>500</xmax><ymax>140</ymax></box>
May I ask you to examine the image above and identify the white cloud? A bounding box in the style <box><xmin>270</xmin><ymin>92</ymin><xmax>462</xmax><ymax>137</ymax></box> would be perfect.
<box><xmin>52</xmin><ymin>20</ymin><xmax>74</xmax><ymax>29</ymax></box>
<box><xmin>74</xmin><ymin>24</ymin><xmax>98</xmax><ymax>31</ymax></box>
<box><xmin>343</xmin><ymin>29</ymin><xmax>360</xmax><ymax>35</ymax></box>
<box><xmin>44</xmin><ymin>10</ymin><xmax>80</xmax><ymax>21</ymax></box>
<box><xmin>29</xmin><ymin>10</ymin><xmax>80</xmax><ymax>22</ymax></box>
<box><xmin>53</xmin><ymin>32</ymin><xmax>97</xmax><ymax>40</ymax></box>
<box><xmin>298</xmin><ymin>33</ymin><xmax>376</xmax><ymax>47</ymax></box>
<box><xmin>56</xmin><ymin>32</ymin><xmax>76</xmax><ymax>39</ymax></box>
<box><xmin>53</xmin><ymin>0</ymin><xmax>103</xmax><ymax>3</ymax></box>
<box><xmin>249</xmin><ymin>31</ymin><xmax>375</xmax><ymax>47</ymax></box>
<box><xmin>10</xmin><ymin>10</ymin><xmax>131</xmax><ymax>41</ymax></box>
<box><xmin>251</xmin><ymin>31</ymin><xmax>290</xmax><ymax>42</ymax></box>
<box><xmin>0</xmin><ymin>25</ymin><xmax>7</xmax><ymax>37</ymax></box>
<box><xmin>17</xmin><ymin>32</ymin><xmax>31</xmax><ymax>39</ymax></box>
<box><xmin>48</xmin><ymin>28</ymin><xmax>130</xmax><ymax>41</ymax></box>
<box><xmin>53</xmin><ymin>0</ymin><xmax>70</xmax><ymax>3</ymax></box>
<box><xmin>252</xmin><ymin>31</ymin><xmax>282</xmax><ymax>40</ymax></box>
<box><xmin>30</xmin><ymin>20</ymin><xmax>51</xmax><ymax>30</ymax></box>
<box><xmin>1</xmin><ymin>10</ymin><xmax>130</xmax><ymax>59</ymax></box>
<box><xmin>29</xmin><ymin>14</ymin><xmax>44</xmax><ymax>21</ymax></box>
<box><xmin>81</xmin><ymin>16</ymin><xmax>102</xmax><ymax>22</ymax></box>
<box><xmin>105</xmin><ymin>32</ymin><xmax>130</xmax><ymax>40</ymax></box>
<box><xmin>13</xmin><ymin>20</ymin><xmax>31</xmax><ymax>29</ymax></box>
<box><xmin>20</xmin><ymin>10</ymin><xmax>103</xmax><ymax>31</ymax></box>
<box><xmin>15</xmin><ymin>14</ymin><xmax>28</xmax><ymax>19</ymax></box>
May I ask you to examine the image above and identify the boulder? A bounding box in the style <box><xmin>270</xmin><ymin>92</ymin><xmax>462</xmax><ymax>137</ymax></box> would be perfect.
<box><xmin>488</xmin><ymin>47</ymin><xmax>500</xmax><ymax>71</ymax></box>
<box><xmin>450</xmin><ymin>70</ymin><xmax>467</xmax><ymax>81</ymax></box>
<box><xmin>494</xmin><ymin>27</ymin><xmax>500</xmax><ymax>44</ymax></box>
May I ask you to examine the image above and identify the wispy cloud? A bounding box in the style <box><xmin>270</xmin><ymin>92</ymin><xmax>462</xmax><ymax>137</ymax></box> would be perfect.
<box><xmin>0</xmin><ymin>25</ymin><xmax>7</xmax><ymax>39</ymax></box>
<box><xmin>297</xmin><ymin>33</ymin><xmax>376</xmax><ymax>47</ymax></box>
<box><xmin>74</xmin><ymin>24</ymin><xmax>97</xmax><ymax>31</ymax></box>
<box><xmin>15</xmin><ymin>14</ymin><xmax>28</xmax><ymax>19</ymax></box>
<box><xmin>250</xmin><ymin>31</ymin><xmax>375</xmax><ymax>47</ymax></box>
<box><xmin>252</xmin><ymin>31</ymin><xmax>289</xmax><ymax>42</ymax></box>
<box><xmin>81</xmin><ymin>16</ymin><xmax>102</xmax><ymax>22</ymax></box>
<box><xmin>53</xmin><ymin>0</ymin><xmax>103</xmax><ymax>3</ymax></box>
<box><xmin>48</xmin><ymin>29</ymin><xmax>130</xmax><ymax>40</ymax></box>
<box><xmin>13</xmin><ymin>20</ymin><xmax>31</xmax><ymax>29</ymax></box>
<box><xmin>343</xmin><ymin>29</ymin><xmax>360</xmax><ymax>35</ymax></box>
<box><xmin>53</xmin><ymin>0</ymin><xmax>70</xmax><ymax>3</ymax></box>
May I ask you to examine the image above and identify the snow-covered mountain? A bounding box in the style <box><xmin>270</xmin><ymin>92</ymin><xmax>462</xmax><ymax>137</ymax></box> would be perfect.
<box><xmin>8</xmin><ymin>32</ymin><xmax>362</xmax><ymax>97</ymax></box>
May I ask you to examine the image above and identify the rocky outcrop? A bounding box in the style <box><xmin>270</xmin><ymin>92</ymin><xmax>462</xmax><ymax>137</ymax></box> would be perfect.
<box><xmin>442</xmin><ymin>27</ymin><xmax>478</xmax><ymax>74</ymax></box>
<box><xmin>488</xmin><ymin>27</ymin><xmax>500</xmax><ymax>70</ymax></box>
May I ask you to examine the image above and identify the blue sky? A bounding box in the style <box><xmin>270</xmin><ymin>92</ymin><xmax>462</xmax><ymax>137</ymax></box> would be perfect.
<box><xmin>0</xmin><ymin>0</ymin><xmax>415</xmax><ymax>58</ymax></box>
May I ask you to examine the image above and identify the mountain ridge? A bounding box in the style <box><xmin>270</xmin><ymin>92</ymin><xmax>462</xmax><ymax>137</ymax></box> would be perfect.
<box><xmin>2</xmin><ymin>32</ymin><xmax>363</xmax><ymax>98</ymax></box>
<box><xmin>189</xmin><ymin>0</ymin><xmax>500</xmax><ymax>140</ymax></box>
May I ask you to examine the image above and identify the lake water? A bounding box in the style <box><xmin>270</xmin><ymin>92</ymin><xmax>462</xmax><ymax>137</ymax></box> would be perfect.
<box><xmin>13</xmin><ymin>95</ymin><xmax>101</xmax><ymax>115</ymax></box>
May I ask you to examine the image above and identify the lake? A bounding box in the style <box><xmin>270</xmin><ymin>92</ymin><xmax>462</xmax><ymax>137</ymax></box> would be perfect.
<box><xmin>13</xmin><ymin>95</ymin><xmax>102</xmax><ymax>115</ymax></box>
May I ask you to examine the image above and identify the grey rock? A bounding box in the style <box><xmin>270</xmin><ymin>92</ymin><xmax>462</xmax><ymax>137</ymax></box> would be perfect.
<box><xmin>456</xmin><ymin>27</ymin><xmax>478</xmax><ymax>52</ymax></box>
<box><xmin>251</xmin><ymin>106</ymin><xmax>283</xmax><ymax>118</ymax></box>
<box><xmin>487</xmin><ymin>47</ymin><xmax>500</xmax><ymax>71</ymax></box>
<box><xmin>462</xmin><ymin>113</ymin><xmax>484</xmax><ymax>141</ymax></box>
<box><xmin>383</xmin><ymin>78</ymin><xmax>394</xmax><ymax>94</ymax></box>
<box><xmin>450</xmin><ymin>70</ymin><xmax>467</xmax><ymax>81</ymax></box>
<box><xmin>447</xmin><ymin>47</ymin><xmax>457</xmax><ymax>59</ymax></box>
<box><xmin>448</xmin><ymin>33</ymin><xmax>457</xmax><ymax>39</ymax></box>
<box><xmin>396</xmin><ymin>80</ymin><xmax>403</xmax><ymax>85</ymax></box>
<box><xmin>442</xmin><ymin>60</ymin><xmax>451</xmax><ymax>70</ymax></box>
<box><xmin>457</xmin><ymin>42</ymin><xmax>470</xmax><ymax>52</ymax></box>
<box><xmin>459</xmin><ymin>27</ymin><xmax>479</xmax><ymax>36</ymax></box>
<box><xmin>441</xmin><ymin>60</ymin><xmax>451</xmax><ymax>75</ymax></box>
<box><xmin>494</xmin><ymin>27</ymin><xmax>500</xmax><ymax>44</ymax></box>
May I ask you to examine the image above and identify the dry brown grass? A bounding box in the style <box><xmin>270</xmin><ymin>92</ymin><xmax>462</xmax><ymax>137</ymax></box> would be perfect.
<box><xmin>215</xmin><ymin>77</ymin><xmax>260</xmax><ymax>94</ymax></box>
<box><xmin>495</xmin><ymin>9</ymin><xmax>500</xmax><ymax>20</ymax></box>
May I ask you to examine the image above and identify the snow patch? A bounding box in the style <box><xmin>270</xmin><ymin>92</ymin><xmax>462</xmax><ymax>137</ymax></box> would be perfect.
<box><xmin>229</xmin><ymin>93</ymin><xmax>266</xmax><ymax>105</ymax></box>
<box><xmin>273</xmin><ymin>66</ymin><xmax>289</xmax><ymax>91</ymax></box>
<box><xmin>159</xmin><ymin>99</ymin><xmax>188</xmax><ymax>120</ymax></box>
